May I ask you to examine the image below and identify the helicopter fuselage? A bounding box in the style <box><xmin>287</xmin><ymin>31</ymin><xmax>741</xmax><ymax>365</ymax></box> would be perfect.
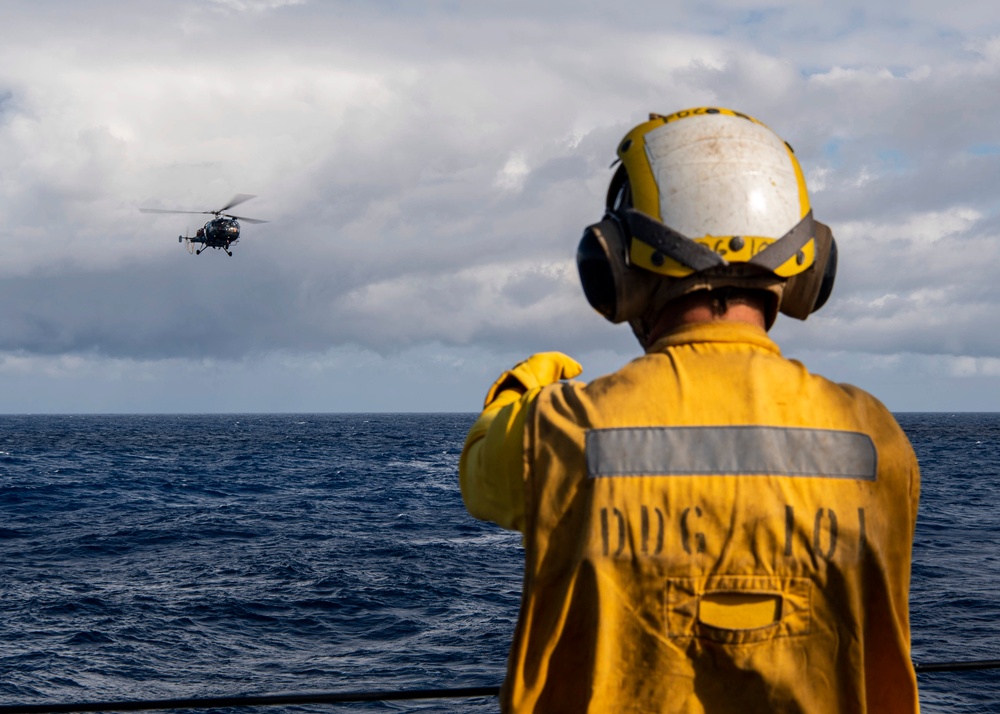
<box><xmin>196</xmin><ymin>217</ymin><xmax>241</xmax><ymax>248</ymax></box>
<box><xmin>179</xmin><ymin>217</ymin><xmax>241</xmax><ymax>255</ymax></box>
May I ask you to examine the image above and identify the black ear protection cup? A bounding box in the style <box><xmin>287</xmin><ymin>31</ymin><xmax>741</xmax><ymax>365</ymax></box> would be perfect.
<box><xmin>813</xmin><ymin>231</ymin><xmax>837</xmax><ymax>312</ymax></box>
<box><xmin>779</xmin><ymin>220</ymin><xmax>838</xmax><ymax>319</ymax></box>
<box><xmin>577</xmin><ymin>164</ymin><xmax>667</xmax><ymax>323</ymax></box>
<box><xmin>577</xmin><ymin>164</ymin><xmax>635</xmax><ymax>322</ymax></box>
<box><xmin>576</xmin><ymin>214</ymin><xmax>660</xmax><ymax>323</ymax></box>
<box><xmin>576</xmin><ymin>219</ymin><xmax>620</xmax><ymax>320</ymax></box>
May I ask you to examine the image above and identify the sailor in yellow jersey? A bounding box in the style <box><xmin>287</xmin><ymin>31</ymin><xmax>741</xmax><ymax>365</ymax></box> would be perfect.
<box><xmin>459</xmin><ymin>108</ymin><xmax>920</xmax><ymax>713</ymax></box>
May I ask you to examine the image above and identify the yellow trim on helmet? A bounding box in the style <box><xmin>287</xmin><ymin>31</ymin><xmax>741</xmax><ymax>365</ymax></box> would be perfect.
<box><xmin>652</xmin><ymin>106</ymin><xmax>766</xmax><ymax>126</ymax></box>
<box><xmin>618</xmin><ymin>107</ymin><xmax>816</xmax><ymax>278</ymax></box>
<box><xmin>630</xmin><ymin>235</ymin><xmax>816</xmax><ymax>278</ymax></box>
<box><xmin>629</xmin><ymin>236</ymin><xmax>693</xmax><ymax>278</ymax></box>
<box><xmin>616</xmin><ymin>120</ymin><xmax>663</xmax><ymax>221</ymax></box>
<box><xmin>784</xmin><ymin>141</ymin><xmax>812</xmax><ymax>221</ymax></box>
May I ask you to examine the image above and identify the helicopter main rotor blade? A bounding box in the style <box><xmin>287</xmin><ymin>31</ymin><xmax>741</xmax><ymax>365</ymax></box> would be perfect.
<box><xmin>217</xmin><ymin>194</ymin><xmax>257</xmax><ymax>213</ymax></box>
<box><xmin>226</xmin><ymin>215</ymin><xmax>269</xmax><ymax>224</ymax></box>
<box><xmin>139</xmin><ymin>208</ymin><xmax>214</xmax><ymax>216</ymax></box>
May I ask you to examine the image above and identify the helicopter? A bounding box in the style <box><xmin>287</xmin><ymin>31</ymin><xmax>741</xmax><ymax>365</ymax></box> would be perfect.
<box><xmin>139</xmin><ymin>194</ymin><xmax>268</xmax><ymax>256</ymax></box>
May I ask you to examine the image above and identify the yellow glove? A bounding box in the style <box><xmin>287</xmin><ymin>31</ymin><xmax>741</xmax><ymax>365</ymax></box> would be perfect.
<box><xmin>461</xmin><ymin>351</ymin><xmax>582</xmax><ymax>532</ymax></box>
<box><xmin>483</xmin><ymin>351</ymin><xmax>584</xmax><ymax>408</ymax></box>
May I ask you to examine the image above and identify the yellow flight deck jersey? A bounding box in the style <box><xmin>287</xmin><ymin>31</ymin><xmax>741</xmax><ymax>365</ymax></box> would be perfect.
<box><xmin>460</xmin><ymin>321</ymin><xmax>920</xmax><ymax>714</ymax></box>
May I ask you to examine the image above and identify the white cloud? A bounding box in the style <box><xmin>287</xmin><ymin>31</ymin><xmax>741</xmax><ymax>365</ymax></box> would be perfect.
<box><xmin>1</xmin><ymin>1</ymin><xmax>1000</xmax><ymax>411</ymax></box>
<box><xmin>495</xmin><ymin>153</ymin><xmax>530</xmax><ymax>192</ymax></box>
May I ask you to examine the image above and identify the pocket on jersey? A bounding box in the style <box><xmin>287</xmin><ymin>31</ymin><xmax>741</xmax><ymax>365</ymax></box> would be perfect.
<box><xmin>665</xmin><ymin>576</ymin><xmax>811</xmax><ymax>645</ymax></box>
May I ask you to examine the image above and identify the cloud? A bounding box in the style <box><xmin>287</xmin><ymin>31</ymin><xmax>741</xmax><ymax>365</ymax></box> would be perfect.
<box><xmin>1</xmin><ymin>1</ymin><xmax>1000</xmax><ymax>410</ymax></box>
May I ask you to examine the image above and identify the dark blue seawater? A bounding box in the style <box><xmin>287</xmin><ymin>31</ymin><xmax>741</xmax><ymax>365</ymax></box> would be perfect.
<box><xmin>0</xmin><ymin>413</ymin><xmax>998</xmax><ymax>713</ymax></box>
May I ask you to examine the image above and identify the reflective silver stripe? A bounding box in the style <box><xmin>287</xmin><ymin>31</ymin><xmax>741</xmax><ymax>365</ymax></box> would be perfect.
<box><xmin>586</xmin><ymin>426</ymin><xmax>877</xmax><ymax>480</ymax></box>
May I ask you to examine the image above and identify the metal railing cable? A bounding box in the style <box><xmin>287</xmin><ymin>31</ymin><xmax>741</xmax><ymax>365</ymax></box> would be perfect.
<box><xmin>3</xmin><ymin>661</ymin><xmax>1000</xmax><ymax>713</ymax></box>
<box><xmin>0</xmin><ymin>686</ymin><xmax>501</xmax><ymax>714</ymax></box>
<box><xmin>915</xmin><ymin>659</ymin><xmax>1000</xmax><ymax>673</ymax></box>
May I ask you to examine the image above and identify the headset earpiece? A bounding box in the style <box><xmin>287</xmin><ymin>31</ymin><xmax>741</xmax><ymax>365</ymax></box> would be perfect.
<box><xmin>576</xmin><ymin>214</ymin><xmax>660</xmax><ymax>324</ymax></box>
<box><xmin>813</xmin><ymin>232</ymin><xmax>837</xmax><ymax>312</ymax></box>
<box><xmin>577</xmin><ymin>219</ymin><xmax>621</xmax><ymax>320</ymax></box>
<box><xmin>779</xmin><ymin>221</ymin><xmax>838</xmax><ymax>319</ymax></box>
<box><xmin>576</xmin><ymin>164</ymin><xmax>658</xmax><ymax>323</ymax></box>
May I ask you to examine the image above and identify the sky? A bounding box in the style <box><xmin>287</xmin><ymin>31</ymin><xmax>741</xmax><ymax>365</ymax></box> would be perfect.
<box><xmin>2</xmin><ymin>0</ymin><xmax>1000</xmax><ymax>413</ymax></box>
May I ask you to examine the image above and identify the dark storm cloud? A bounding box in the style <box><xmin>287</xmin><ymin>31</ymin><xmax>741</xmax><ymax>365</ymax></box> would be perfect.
<box><xmin>0</xmin><ymin>261</ymin><xmax>318</xmax><ymax>359</ymax></box>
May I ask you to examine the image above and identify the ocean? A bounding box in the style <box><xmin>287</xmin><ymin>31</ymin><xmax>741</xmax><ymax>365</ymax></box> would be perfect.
<box><xmin>0</xmin><ymin>412</ymin><xmax>998</xmax><ymax>713</ymax></box>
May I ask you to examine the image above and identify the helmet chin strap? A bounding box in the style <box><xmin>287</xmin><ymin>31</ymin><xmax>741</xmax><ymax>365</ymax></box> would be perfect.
<box><xmin>624</xmin><ymin>208</ymin><xmax>815</xmax><ymax>275</ymax></box>
<box><xmin>747</xmin><ymin>211</ymin><xmax>815</xmax><ymax>272</ymax></box>
<box><xmin>623</xmin><ymin>209</ymin><xmax>728</xmax><ymax>272</ymax></box>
